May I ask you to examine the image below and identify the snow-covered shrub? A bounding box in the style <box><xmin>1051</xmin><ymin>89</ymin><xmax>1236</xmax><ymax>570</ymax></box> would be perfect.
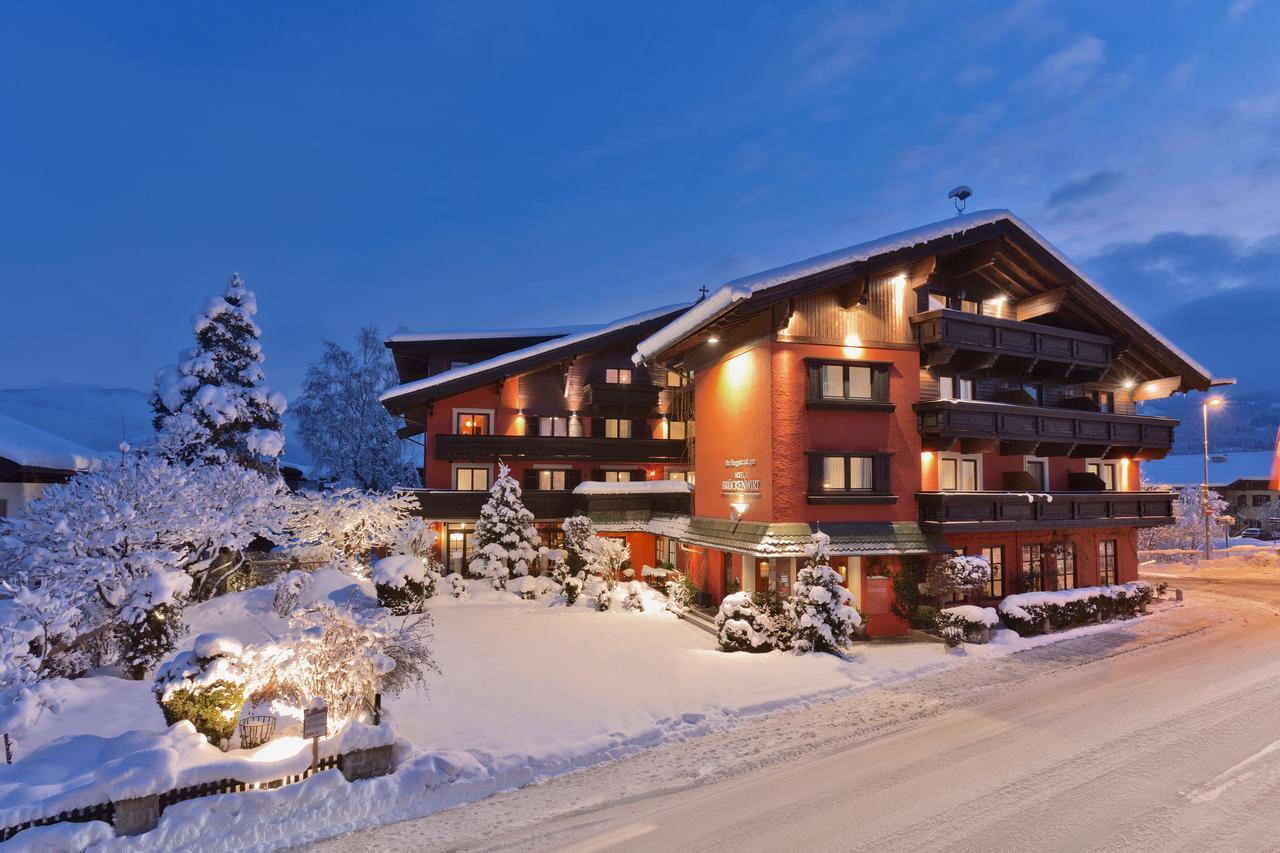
<box><xmin>941</xmin><ymin>625</ymin><xmax>965</xmax><ymax>649</ymax></box>
<box><xmin>583</xmin><ymin>535</ymin><xmax>630</xmax><ymax>581</ymax></box>
<box><xmin>469</xmin><ymin>462</ymin><xmax>540</xmax><ymax>589</ymax></box>
<box><xmin>999</xmin><ymin>582</ymin><xmax>1153</xmax><ymax>636</ymax></box>
<box><xmin>372</xmin><ymin>554</ymin><xmax>437</xmax><ymax>614</ymax></box>
<box><xmin>788</xmin><ymin>531</ymin><xmax>860</xmax><ymax>655</ymax></box>
<box><xmin>393</xmin><ymin>517</ymin><xmax>439</xmax><ymax>561</ymax></box>
<box><xmin>624</xmin><ymin>581</ymin><xmax>645</xmax><ymax>612</ymax></box>
<box><xmin>443</xmin><ymin>572</ymin><xmax>469</xmax><ymax>599</ymax></box>
<box><xmin>293</xmin><ymin>325</ymin><xmax>419</xmax><ymax>490</ymax></box>
<box><xmin>272</xmin><ymin>570</ymin><xmax>313</xmax><ymax>617</ymax></box>
<box><xmin>150</xmin><ymin>273</ymin><xmax>287</xmax><ymax>474</ymax></box>
<box><xmin>936</xmin><ymin>605</ymin><xmax>999</xmax><ymax>643</ymax></box>
<box><xmin>664</xmin><ymin>572</ymin><xmax>697</xmax><ymax>615</ymax></box>
<box><xmin>287</xmin><ymin>487</ymin><xmax>418</xmax><ymax>572</ymax></box>
<box><xmin>562</xmin><ymin>574</ymin><xmax>584</xmax><ymax>606</ymax></box>
<box><xmin>153</xmin><ymin>633</ymin><xmax>247</xmax><ymax>747</ymax></box>
<box><xmin>715</xmin><ymin>592</ymin><xmax>777</xmax><ymax>652</ymax></box>
<box><xmin>508</xmin><ymin>575</ymin><xmax>539</xmax><ymax>601</ymax></box>
<box><xmin>926</xmin><ymin>554</ymin><xmax>992</xmax><ymax>599</ymax></box>
<box><xmin>561</xmin><ymin>514</ymin><xmax>595</xmax><ymax>575</ymax></box>
<box><xmin>247</xmin><ymin>603</ymin><xmax>437</xmax><ymax>724</ymax></box>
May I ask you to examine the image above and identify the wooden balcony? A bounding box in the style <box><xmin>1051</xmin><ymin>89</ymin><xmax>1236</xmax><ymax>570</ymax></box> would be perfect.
<box><xmin>912</xmin><ymin>309</ymin><xmax>1114</xmax><ymax>381</ymax></box>
<box><xmin>917</xmin><ymin>490</ymin><xmax>1176</xmax><ymax>531</ymax></box>
<box><xmin>410</xmin><ymin>488</ymin><xmax>690</xmax><ymax>521</ymax></box>
<box><xmin>915</xmin><ymin>399</ymin><xmax>1176</xmax><ymax>460</ymax></box>
<box><xmin>434</xmin><ymin>433</ymin><xmax>688</xmax><ymax>464</ymax></box>
<box><xmin>582</xmin><ymin>382</ymin><xmax>661</xmax><ymax>416</ymax></box>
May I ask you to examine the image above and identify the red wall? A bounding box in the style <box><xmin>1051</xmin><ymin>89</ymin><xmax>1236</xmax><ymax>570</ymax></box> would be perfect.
<box><xmin>944</xmin><ymin>526</ymin><xmax>1140</xmax><ymax>592</ymax></box>
<box><xmin>692</xmin><ymin>345</ymin><xmax>775</xmax><ymax>522</ymax></box>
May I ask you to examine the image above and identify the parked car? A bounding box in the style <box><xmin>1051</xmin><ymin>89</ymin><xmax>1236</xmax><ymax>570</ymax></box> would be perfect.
<box><xmin>1236</xmin><ymin>528</ymin><xmax>1275</xmax><ymax>541</ymax></box>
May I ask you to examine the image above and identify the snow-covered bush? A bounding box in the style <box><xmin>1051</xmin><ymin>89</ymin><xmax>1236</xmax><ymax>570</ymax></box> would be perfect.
<box><xmin>561</xmin><ymin>514</ymin><xmax>595</xmax><ymax>575</ymax></box>
<box><xmin>372</xmin><ymin>554</ymin><xmax>437</xmax><ymax>614</ymax></box>
<box><xmin>941</xmin><ymin>625</ymin><xmax>965</xmax><ymax>649</ymax></box>
<box><xmin>247</xmin><ymin>603</ymin><xmax>437</xmax><ymax>724</ymax></box>
<box><xmin>562</xmin><ymin>574</ymin><xmax>584</xmax><ymax>606</ymax></box>
<box><xmin>715</xmin><ymin>592</ymin><xmax>777</xmax><ymax>652</ymax></box>
<box><xmin>999</xmin><ymin>582</ymin><xmax>1153</xmax><ymax>636</ymax></box>
<box><xmin>443</xmin><ymin>572</ymin><xmax>469</xmax><ymax>599</ymax></box>
<box><xmin>293</xmin><ymin>325</ymin><xmax>419</xmax><ymax>490</ymax></box>
<box><xmin>509</xmin><ymin>575</ymin><xmax>539</xmax><ymax>601</ymax></box>
<box><xmin>469</xmin><ymin>462</ymin><xmax>540</xmax><ymax>589</ymax></box>
<box><xmin>272</xmin><ymin>570</ymin><xmax>312</xmax><ymax>617</ymax></box>
<box><xmin>287</xmin><ymin>487</ymin><xmax>418</xmax><ymax>572</ymax></box>
<box><xmin>624</xmin><ymin>581</ymin><xmax>645</xmax><ymax>612</ymax></box>
<box><xmin>153</xmin><ymin>633</ymin><xmax>247</xmax><ymax>747</ymax></box>
<box><xmin>150</xmin><ymin>273</ymin><xmax>287</xmax><ymax>474</ymax></box>
<box><xmin>583</xmin><ymin>535</ymin><xmax>630</xmax><ymax>581</ymax></box>
<box><xmin>664</xmin><ymin>572</ymin><xmax>697</xmax><ymax>615</ymax></box>
<box><xmin>926</xmin><ymin>554</ymin><xmax>992</xmax><ymax>599</ymax></box>
<box><xmin>935</xmin><ymin>605</ymin><xmax>999</xmax><ymax>643</ymax></box>
<box><xmin>788</xmin><ymin>531</ymin><xmax>860</xmax><ymax>655</ymax></box>
<box><xmin>393</xmin><ymin>517</ymin><xmax>440</xmax><ymax>561</ymax></box>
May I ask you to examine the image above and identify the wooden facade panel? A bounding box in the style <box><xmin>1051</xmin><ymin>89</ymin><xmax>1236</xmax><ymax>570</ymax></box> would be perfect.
<box><xmin>1038</xmin><ymin>416</ymin><xmax>1075</xmax><ymax>438</ymax></box>
<box><xmin>1076</xmin><ymin>420</ymin><xmax>1111</xmax><ymax>441</ymax></box>
<box><xmin>786</xmin><ymin>271</ymin><xmax>914</xmax><ymax>345</ymax></box>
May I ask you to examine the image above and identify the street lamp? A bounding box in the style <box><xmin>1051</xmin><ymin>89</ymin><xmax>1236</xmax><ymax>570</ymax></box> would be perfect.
<box><xmin>1202</xmin><ymin>397</ymin><xmax>1225</xmax><ymax>560</ymax></box>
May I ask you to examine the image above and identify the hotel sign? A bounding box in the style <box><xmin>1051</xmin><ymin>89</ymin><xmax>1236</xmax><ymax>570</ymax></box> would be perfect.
<box><xmin>722</xmin><ymin>457</ymin><xmax>761</xmax><ymax>496</ymax></box>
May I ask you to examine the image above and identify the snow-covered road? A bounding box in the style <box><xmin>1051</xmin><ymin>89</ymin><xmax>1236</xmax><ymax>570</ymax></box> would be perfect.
<box><xmin>307</xmin><ymin>579</ymin><xmax>1280</xmax><ymax>852</ymax></box>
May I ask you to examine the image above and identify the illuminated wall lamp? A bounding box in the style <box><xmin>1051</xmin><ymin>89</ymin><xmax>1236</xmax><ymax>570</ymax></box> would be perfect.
<box><xmin>729</xmin><ymin>500</ymin><xmax>751</xmax><ymax>521</ymax></box>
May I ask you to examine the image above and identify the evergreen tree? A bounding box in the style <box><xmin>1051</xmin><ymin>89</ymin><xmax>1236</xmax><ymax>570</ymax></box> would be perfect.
<box><xmin>469</xmin><ymin>462</ymin><xmax>541</xmax><ymax>589</ymax></box>
<box><xmin>789</xmin><ymin>531</ymin><xmax>860</xmax><ymax>655</ymax></box>
<box><xmin>151</xmin><ymin>273</ymin><xmax>287</xmax><ymax>473</ymax></box>
<box><xmin>561</xmin><ymin>514</ymin><xmax>595</xmax><ymax>575</ymax></box>
<box><xmin>294</xmin><ymin>325</ymin><xmax>417</xmax><ymax>490</ymax></box>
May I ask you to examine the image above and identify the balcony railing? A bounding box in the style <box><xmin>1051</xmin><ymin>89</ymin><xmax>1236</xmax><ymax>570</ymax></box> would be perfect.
<box><xmin>912</xmin><ymin>309</ymin><xmax>1114</xmax><ymax>381</ymax></box>
<box><xmin>434</xmin><ymin>434</ymin><xmax>688</xmax><ymax>463</ymax></box>
<box><xmin>915</xmin><ymin>399</ymin><xmax>1176</xmax><ymax>459</ymax></box>
<box><xmin>582</xmin><ymin>382</ymin><xmax>661</xmax><ymax>416</ymax></box>
<box><xmin>410</xmin><ymin>488</ymin><xmax>691</xmax><ymax>521</ymax></box>
<box><xmin>917</xmin><ymin>490</ymin><xmax>1176</xmax><ymax>530</ymax></box>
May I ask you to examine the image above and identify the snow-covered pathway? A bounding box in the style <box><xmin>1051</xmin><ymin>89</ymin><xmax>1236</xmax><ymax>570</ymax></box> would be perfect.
<box><xmin>305</xmin><ymin>592</ymin><xmax>1280</xmax><ymax>852</ymax></box>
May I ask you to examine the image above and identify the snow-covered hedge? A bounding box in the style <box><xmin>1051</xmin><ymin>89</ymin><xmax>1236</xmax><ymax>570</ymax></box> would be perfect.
<box><xmin>152</xmin><ymin>633</ymin><xmax>247</xmax><ymax>747</ymax></box>
<box><xmin>715</xmin><ymin>592</ymin><xmax>778</xmax><ymax>652</ymax></box>
<box><xmin>936</xmin><ymin>605</ymin><xmax>999</xmax><ymax>643</ymax></box>
<box><xmin>998</xmin><ymin>582</ymin><xmax>1153</xmax><ymax>636</ymax></box>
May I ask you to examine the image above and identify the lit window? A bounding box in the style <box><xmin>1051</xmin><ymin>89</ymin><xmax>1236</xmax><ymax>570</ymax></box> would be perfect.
<box><xmin>811</xmin><ymin>362</ymin><xmax>885</xmax><ymax>402</ymax></box>
<box><xmin>1098</xmin><ymin>539</ymin><xmax>1118</xmax><ymax>585</ymax></box>
<box><xmin>668</xmin><ymin>420</ymin><xmax>688</xmax><ymax>440</ymax></box>
<box><xmin>939</xmin><ymin>376</ymin><xmax>974</xmax><ymax>401</ymax></box>
<box><xmin>455</xmin><ymin>412</ymin><xmax>490</xmax><ymax>435</ymax></box>
<box><xmin>536</xmin><ymin>469</ymin><xmax>567</xmax><ymax>490</ymax></box>
<box><xmin>1087</xmin><ymin>460</ymin><xmax>1117</xmax><ymax>491</ymax></box>
<box><xmin>823</xmin><ymin>456</ymin><xmax>845</xmax><ymax>490</ymax></box>
<box><xmin>1021</xmin><ymin>544</ymin><xmax>1044</xmax><ymax>592</ymax></box>
<box><xmin>538</xmin><ymin>416</ymin><xmax>567</xmax><ymax>437</ymax></box>
<box><xmin>454</xmin><ymin>467</ymin><xmax>490</xmax><ymax>491</ymax></box>
<box><xmin>604</xmin><ymin>470</ymin><xmax>633</xmax><ymax>483</ymax></box>
<box><xmin>605</xmin><ymin>368</ymin><xmax>632</xmax><ymax>385</ymax></box>
<box><xmin>604</xmin><ymin>419</ymin><xmax>632</xmax><ymax>438</ymax></box>
<box><xmin>982</xmin><ymin>546</ymin><xmax>1004</xmax><ymax>597</ymax></box>
<box><xmin>939</xmin><ymin>454</ymin><xmax>980</xmax><ymax>491</ymax></box>
<box><xmin>666</xmin><ymin>370</ymin><xmax>685</xmax><ymax>387</ymax></box>
<box><xmin>1056</xmin><ymin>542</ymin><xmax>1077</xmax><ymax>590</ymax></box>
<box><xmin>816</xmin><ymin>455</ymin><xmax>875</xmax><ymax>493</ymax></box>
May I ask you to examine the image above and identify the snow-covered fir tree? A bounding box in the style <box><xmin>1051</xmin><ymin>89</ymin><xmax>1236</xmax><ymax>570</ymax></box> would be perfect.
<box><xmin>151</xmin><ymin>273</ymin><xmax>287</xmax><ymax>473</ymax></box>
<box><xmin>293</xmin><ymin>326</ymin><xmax>417</xmax><ymax>490</ymax></box>
<box><xmin>788</xmin><ymin>530</ymin><xmax>860</xmax><ymax>655</ymax></box>
<box><xmin>561</xmin><ymin>514</ymin><xmax>595</xmax><ymax>574</ymax></box>
<box><xmin>469</xmin><ymin>462</ymin><xmax>541</xmax><ymax>589</ymax></box>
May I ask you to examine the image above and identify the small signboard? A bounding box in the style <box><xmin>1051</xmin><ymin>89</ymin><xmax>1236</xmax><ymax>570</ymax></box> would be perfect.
<box><xmin>865</xmin><ymin>576</ymin><xmax>891</xmax><ymax>615</ymax></box>
<box><xmin>303</xmin><ymin>703</ymin><xmax>329</xmax><ymax>740</ymax></box>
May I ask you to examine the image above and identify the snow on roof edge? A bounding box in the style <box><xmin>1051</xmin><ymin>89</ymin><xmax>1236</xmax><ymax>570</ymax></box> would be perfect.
<box><xmin>381</xmin><ymin>303</ymin><xmax>692</xmax><ymax>404</ymax></box>
<box><xmin>387</xmin><ymin>323</ymin><xmax>603</xmax><ymax>344</ymax></box>
<box><xmin>572</xmin><ymin>479</ymin><xmax>694</xmax><ymax>495</ymax></box>
<box><xmin>0</xmin><ymin>413</ymin><xmax>101</xmax><ymax>472</ymax></box>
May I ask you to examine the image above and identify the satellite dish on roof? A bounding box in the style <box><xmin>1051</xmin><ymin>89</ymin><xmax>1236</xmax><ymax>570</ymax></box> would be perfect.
<box><xmin>948</xmin><ymin>185</ymin><xmax>972</xmax><ymax>215</ymax></box>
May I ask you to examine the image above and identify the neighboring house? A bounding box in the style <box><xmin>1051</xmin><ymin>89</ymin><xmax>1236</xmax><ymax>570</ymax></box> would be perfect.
<box><xmin>0</xmin><ymin>413</ymin><xmax>99</xmax><ymax>517</ymax></box>
<box><xmin>1143</xmin><ymin>443</ymin><xmax>1280</xmax><ymax>530</ymax></box>
<box><xmin>381</xmin><ymin>209</ymin><xmax>1218</xmax><ymax>635</ymax></box>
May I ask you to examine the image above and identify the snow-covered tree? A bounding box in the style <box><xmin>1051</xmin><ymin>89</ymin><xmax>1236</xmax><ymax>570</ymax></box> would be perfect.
<box><xmin>788</xmin><ymin>531</ymin><xmax>860</xmax><ymax>655</ymax></box>
<box><xmin>1139</xmin><ymin>484</ymin><xmax>1230</xmax><ymax>552</ymax></box>
<box><xmin>469</xmin><ymin>462</ymin><xmax>540</xmax><ymax>589</ymax></box>
<box><xmin>561</xmin><ymin>514</ymin><xmax>595</xmax><ymax>574</ymax></box>
<box><xmin>151</xmin><ymin>273</ymin><xmax>287</xmax><ymax>473</ymax></box>
<box><xmin>0</xmin><ymin>448</ymin><xmax>288</xmax><ymax>682</ymax></box>
<box><xmin>293</xmin><ymin>326</ymin><xmax>418</xmax><ymax>490</ymax></box>
<box><xmin>583</xmin><ymin>535</ymin><xmax>630</xmax><ymax>580</ymax></box>
<box><xmin>287</xmin><ymin>487</ymin><xmax>419</xmax><ymax>572</ymax></box>
<box><xmin>925</xmin><ymin>554</ymin><xmax>992</xmax><ymax>600</ymax></box>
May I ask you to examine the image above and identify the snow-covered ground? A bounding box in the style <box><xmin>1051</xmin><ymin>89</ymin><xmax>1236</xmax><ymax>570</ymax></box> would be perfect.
<box><xmin>4</xmin><ymin>574</ymin><xmax>1169</xmax><ymax>850</ymax></box>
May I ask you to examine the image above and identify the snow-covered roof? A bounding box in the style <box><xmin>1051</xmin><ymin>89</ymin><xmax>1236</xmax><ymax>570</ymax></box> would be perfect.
<box><xmin>0</xmin><ymin>414</ymin><xmax>100</xmax><ymax>472</ymax></box>
<box><xmin>573</xmin><ymin>480</ymin><xmax>694</xmax><ymax>496</ymax></box>
<box><xmin>632</xmin><ymin>210</ymin><xmax>1213</xmax><ymax>386</ymax></box>
<box><xmin>387</xmin><ymin>323</ymin><xmax>602</xmax><ymax>344</ymax></box>
<box><xmin>1142</xmin><ymin>451</ymin><xmax>1278</xmax><ymax>488</ymax></box>
<box><xmin>381</xmin><ymin>303</ymin><xmax>691</xmax><ymax>405</ymax></box>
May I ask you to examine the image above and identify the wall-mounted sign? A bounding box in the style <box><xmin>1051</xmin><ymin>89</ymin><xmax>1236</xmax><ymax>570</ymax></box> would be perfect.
<box><xmin>724</xmin><ymin>458</ymin><xmax>757</xmax><ymax>468</ymax></box>
<box><xmin>721</xmin><ymin>457</ymin><xmax>761</xmax><ymax>496</ymax></box>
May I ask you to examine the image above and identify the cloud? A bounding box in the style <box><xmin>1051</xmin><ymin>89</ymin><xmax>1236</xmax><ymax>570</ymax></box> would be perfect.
<box><xmin>789</xmin><ymin>3</ymin><xmax>903</xmax><ymax>87</ymax></box>
<box><xmin>1046</xmin><ymin>170</ymin><xmax>1123</xmax><ymax>210</ymax></box>
<box><xmin>1228</xmin><ymin>0</ymin><xmax>1256</xmax><ymax>19</ymax></box>
<box><xmin>1025</xmin><ymin>33</ymin><xmax>1107</xmax><ymax>97</ymax></box>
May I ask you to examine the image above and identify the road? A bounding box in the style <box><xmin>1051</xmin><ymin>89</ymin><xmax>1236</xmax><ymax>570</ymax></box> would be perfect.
<box><xmin>309</xmin><ymin>572</ymin><xmax>1280</xmax><ymax>852</ymax></box>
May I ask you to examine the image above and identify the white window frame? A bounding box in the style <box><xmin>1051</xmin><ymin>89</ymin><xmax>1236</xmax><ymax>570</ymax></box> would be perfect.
<box><xmin>604</xmin><ymin>470</ymin><xmax>634</xmax><ymax>483</ymax></box>
<box><xmin>938</xmin><ymin>452</ymin><xmax>982</xmax><ymax>492</ymax></box>
<box><xmin>536</xmin><ymin>468</ymin><xmax>568</xmax><ymax>491</ymax></box>
<box><xmin>1086</xmin><ymin>459</ymin><xmax>1118</xmax><ymax>491</ymax></box>
<box><xmin>938</xmin><ymin>375</ymin><xmax>974</xmax><ymax>401</ymax></box>
<box><xmin>452</xmin><ymin>463</ymin><xmax>494</xmax><ymax>491</ymax></box>
<box><xmin>453</xmin><ymin>408</ymin><xmax>495</xmax><ymax>436</ymax></box>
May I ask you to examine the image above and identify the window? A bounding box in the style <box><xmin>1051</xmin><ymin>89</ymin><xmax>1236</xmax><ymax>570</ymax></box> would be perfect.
<box><xmin>604</xmin><ymin>418</ymin><xmax>631</xmax><ymax>438</ymax></box>
<box><xmin>1025</xmin><ymin>457</ymin><xmax>1049</xmax><ymax>490</ymax></box>
<box><xmin>666</xmin><ymin>370</ymin><xmax>686</xmax><ymax>388</ymax></box>
<box><xmin>814</xmin><ymin>454</ymin><xmax>876</xmax><ymax>493</ymax></box>
<box><xmin>1089</xmin><ymin>390</ymin><xmax>1115</xmax><ymax>413</ymax></box>
<box><xmin>939</xmin><ymin>453</ymin><xmax>981</xmax><ymax>491</ymax></box>
<box><xmin>1087</xmin><ymin>460</ymin><xmax>1118</xmax><ymax>491</ymax></box>
<box><xmin>536</xmin><ymin>469</ymin><xmax>567</xmax><ymax>490</ymax></box>
<box><xmin>605</xmin><ymin>368</ymin><xmax>632</xmax><ymax>385</ymax></box>
<box><xmin>444</xmin><ymin>524</ymin><xmax>475</xmax><ymax>574</ymax></box>
<box><xmin>604</xmin><ymin>470</ymin><xmax>634</xmax><ymax>483</ymax></box>
<box><xmin>1021</xmin><ymin>544</ymin><xmax>1044</xmax><ymax>592</ymax></box>
<box><xmin>454</xmin><ymin>466</ymin><xmax>490</xmax><ymax>491</ymax></box>
<box><xmin>807</xmin><ymin>361</ymin><xmax>888</xmax><ymax>404</ymax></box>
<box><xmin>1098</xmin><ymin>539</ymin><xmax>1118</xmax><ymax>585</ymax></box>
<box><xmin>667</xmin><ymin>469</ymin><xmax>695</xmax><ymax>486</ymax></box>
<box><xmin>1021</xmin><ymin>383</ymin><xmax>1042</xmax><ymax>405</ymax></box>
<box><xmin>667</xmin><ymin>420</ymin><xmax>688</xmax><ymax>440</ymax></box>
<box><xmin>959</xmin><ymin>298</ymin><xmax>982</xmax><ymax>315</ymax></box>
<box><xmin>455</xmin><ymin>411</ymin><xmax>490</xmax><ymax>435</ymax></box>
<box><xmin>938</xmin><ymin>375</ymin><xmax>974</xmax><ymax>401</ymax></box>
<box><xmin>982</xmin><ymin>546</ymin><xmax>1004</xmax><ymax>598</ymax></box>
<box><xmin>538</xmin><ymin>416</ymin><xmax>568</xmax><ymax>437</ymax></box>
<box><xmin>1055</xmin><ymin>542</ymin><xmax>1077</xmax><ymax>590</ymax></box>
<box><xmin>927</xmin><ymin>292</ymin><xmax>948</xmax><ymax>311</ymax></box>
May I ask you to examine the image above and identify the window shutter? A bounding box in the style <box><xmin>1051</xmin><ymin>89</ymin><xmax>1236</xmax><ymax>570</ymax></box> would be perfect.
<box><xmin>872</xmin><ymin>366</ymin><xmax>889</xmax><ymax>402</ymax></box>
<box><xmin>590</xmin><ymin>417</ymin><xmax>604</xmax><ymax>438</ymax></box>
<box><xmin>592</xmin><ymin>469</ymin><xmax>606</xmax><ymax>482</ymax></box>
<box><xmin>566</xmin><ymin>469</ymin><xmax>583</xmax><ymax>490</ymax></box>
<box><xmin>807</xmin><ymin>365</ymin><xmax>821</xmax><ymax>400</ymax></box>
<box><xmin>633</xmin><ymin>419</ymin><xmax>645</xmax><ymax>438</ymax></box>
<box><xmin>808</xmin><ymin>455</ymin><xmax>823</xmax><ymax>494</ymax></box>
<box><xmin>522</xmin><ymin>469</ymin><xmax>540</xmax><ymax>491</ymax></box>
<box><xmin>873</xmin><ymin>455</ymin><xmax>891</xmax><ymax>494</ymax></box>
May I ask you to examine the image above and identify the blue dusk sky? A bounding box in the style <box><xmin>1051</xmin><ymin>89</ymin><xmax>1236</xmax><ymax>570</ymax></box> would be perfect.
<box><xmin>2</xmin><ymin>0</ymin><xmax>1279</xmax><ymax>400</ymax></box>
